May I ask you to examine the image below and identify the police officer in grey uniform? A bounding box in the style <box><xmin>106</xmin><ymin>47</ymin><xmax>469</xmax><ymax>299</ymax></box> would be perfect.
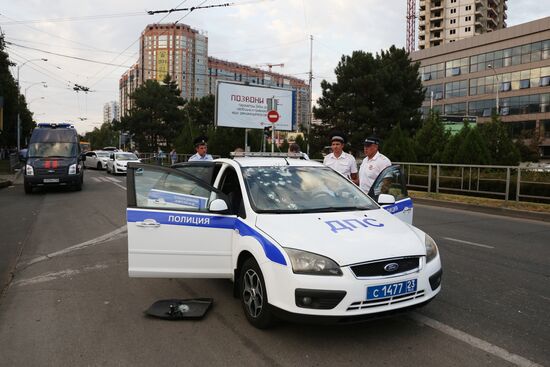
<box><xmin>188</xmin><ymin>136</ymin><xmax>213</xmax><ymax>162</ymax></box>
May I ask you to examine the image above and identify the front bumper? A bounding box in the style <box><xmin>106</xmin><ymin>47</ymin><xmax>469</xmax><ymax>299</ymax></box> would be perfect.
<box><xmin>260</xmin><ymin>255</ymin><xmax>442</xmax><ymax>319</ymax></box>
<box><xmin>113</xmin><ymin>165</ymin><xmax>127</xmax><ymax>173</ymax></box>
<box><xmin>25</xmin><ymin>173</ymin><xmax>82</xmax><ymax>187</ymax></box>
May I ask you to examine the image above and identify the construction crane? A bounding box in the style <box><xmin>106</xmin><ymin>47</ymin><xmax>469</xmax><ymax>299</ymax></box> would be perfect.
<box><xmin>255</xmin><ymin>63</ymin><xmax>284</xmax><ymax>73</ymax></box>
<box><xmin>406</xmin><ymin>0</ymin><xmax>416</xmax><ymax>53</ymax></box>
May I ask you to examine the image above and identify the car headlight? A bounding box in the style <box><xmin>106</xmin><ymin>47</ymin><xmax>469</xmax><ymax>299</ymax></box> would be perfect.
<box><xmin>425</xmin><ymin>234</ymin><xmax>439</xmax><ymax>263</ymax></box>
<box><xmin>68</xmin><ymin>164</ymin><xmax>77</xmax><ymax>175</ymax></box>
<box><xmin>284</xmin><ymin>248</ymin><xmax>342</xmax><ymax>276</ymax></box>
<box><xmin>25</xmin><ymin>164</ymin><xmax>34</xmax><ymax>176</ymax></box>
<box><xmin>116</xmin><ymin>162</ymin><xmax>123</xmax><ymax>167</ymax></box>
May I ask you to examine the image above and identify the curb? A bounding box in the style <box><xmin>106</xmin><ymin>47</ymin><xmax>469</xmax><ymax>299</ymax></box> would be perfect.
<box><xmin>0</xmin><ymin>179</ymin><xmax>13</xmax><ymax>189</ymax></box>
<box><xmin>413</xmin><ymin>197</ymin><xmax>550</xmax><ymax>223</ymax></box>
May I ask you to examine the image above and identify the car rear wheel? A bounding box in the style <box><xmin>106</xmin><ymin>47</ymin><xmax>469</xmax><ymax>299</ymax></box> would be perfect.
<box><xmin>240</xmin><ymin>257</ymin><xmax>276</xmax><ymax>329</ymax></box>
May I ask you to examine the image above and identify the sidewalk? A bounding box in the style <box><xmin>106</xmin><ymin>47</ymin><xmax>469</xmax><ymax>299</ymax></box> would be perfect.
<box><xmin>0</xmin><ymin>170</ymin><xmax>21</xmax><ymax>188</ymax></box>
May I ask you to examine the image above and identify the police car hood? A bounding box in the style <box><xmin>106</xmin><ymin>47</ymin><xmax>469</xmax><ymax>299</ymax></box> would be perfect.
<box><xmin>255</xmin><ymin>209</ymin><xmax>425</xmax><ymax>266</ymax></box>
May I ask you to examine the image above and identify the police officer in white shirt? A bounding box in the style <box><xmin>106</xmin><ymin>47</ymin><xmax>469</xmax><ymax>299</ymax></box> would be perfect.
<box><xmin>323</xmin><ymin>134</ymin><xmax>358</xmax><ymax>184</ymax></box>
<box><xmin>359</xmin><ymin>136</ymin><xmax>391</xmax><ymax>193</ymax></box>
<box><xmin>188</xmin><ymin>136</ymin><xmax>213</xmax><ymax>162</ymax></box>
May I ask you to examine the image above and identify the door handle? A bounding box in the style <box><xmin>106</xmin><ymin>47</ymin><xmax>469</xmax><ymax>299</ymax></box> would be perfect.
<box><xmin>136</xmin><ymin>219</ymin><xmax>160</xmax><ymax>228</ymax></box>
<box><xmin>403</xmin><ymin>207</ymin><xmax>412</xmax><ymax>212</ymax></box>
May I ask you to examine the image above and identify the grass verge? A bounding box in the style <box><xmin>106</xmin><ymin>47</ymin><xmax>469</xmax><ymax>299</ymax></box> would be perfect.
<box><xmin>409</xmin><ymin>190</ymin><xmax>550</xmax><ymax>214</ymax></box>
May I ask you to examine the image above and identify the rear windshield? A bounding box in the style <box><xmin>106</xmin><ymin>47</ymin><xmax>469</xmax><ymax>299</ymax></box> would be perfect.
<box><xmin>30</xmin><ymin>128</ymin><xmax>78</xmax><ymax>143</ymax></box>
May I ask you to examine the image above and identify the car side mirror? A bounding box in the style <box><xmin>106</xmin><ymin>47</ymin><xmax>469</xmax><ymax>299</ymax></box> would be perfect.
<box><xmin>377</xmin><ymin>194</ymin><xmax>396</xmax><ymax>205</ymax></box>
<box><xmin>209</xmin><ymin>199</ymin><xmax>229</xmax><ymax>212</ymax></box>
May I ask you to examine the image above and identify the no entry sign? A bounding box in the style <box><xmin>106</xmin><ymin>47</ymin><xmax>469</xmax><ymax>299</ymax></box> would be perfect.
<box><xmin>267</xmin><ymin>110</ymin><xmax>279</xmax><ymax>123</ymax></box>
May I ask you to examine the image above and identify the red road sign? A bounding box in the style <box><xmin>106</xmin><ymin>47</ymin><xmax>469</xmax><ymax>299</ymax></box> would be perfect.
<box><xmin>267</xmin><ymin>110</ymin><xmax>279</xmax><ymax>123</ymax></box>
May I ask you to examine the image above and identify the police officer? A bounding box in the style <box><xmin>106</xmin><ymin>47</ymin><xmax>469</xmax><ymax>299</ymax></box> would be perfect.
<box><xmin>188</xmin><ymin>136</ymin><xmax>213</xmax><ymax>161</ymax></box>
<box><xmin>323</xmin><ymin>133</ymin><xmax>358</xmax><ymax>184</ymax></box>
<box><xmin>359</xmin><ymin>136</ymin><xmax>391</xmax><ymax>193</ymax></box>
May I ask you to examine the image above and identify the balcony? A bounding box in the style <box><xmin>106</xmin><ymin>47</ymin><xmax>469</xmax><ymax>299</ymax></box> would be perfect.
<box><xmin>487</xmin><ymin>17</ymin><xmax>498</xmax><ymax>27</ymax></box>
<box><xmin>487</xmin><ymin>7</ymin><xmax>497</xmax><ymax>18</ymax></box>
<box><xmin>431</xmin><ymin>23</ymin><xmax>443</xmax><ymax>31</ymax></box>
<box><xmin>419</xmin><ymin>20</ymin><xmax>426</xmax><ymax>27</ymax></box>
<box><xmin>419</xmin><ymin>30</ymin><xmax>426</xmax><ymax>37</ymax></box>
<box><xmin>430</xmin><ymin>3</ymin><xmax>443</xmax><ymax>11</ymax></box>
<box><xmin>430</xmin><ymin>13</ymin><xmax>443</xmax><ymax>21</ymax></box>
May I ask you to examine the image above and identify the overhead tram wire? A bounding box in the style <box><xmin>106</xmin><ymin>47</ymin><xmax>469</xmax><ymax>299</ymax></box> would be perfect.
<box><xmin>6</xmin><ymin>42</ymin><xmax>309</xmax><ymax>84</ymax></box>
<box><xmin>86</xmin><ymin>0</ymin><xmax>190</xmax><ymax>88</ymax></box>
<box><xmin>0</xmin><ymin>11</ymin><xmax>146</xmax><ymax>26</ymax></box>
<box><xmin>0</xmin><ymin>12</ymin><xmax>117</xmax><ymax>54</ymax></box>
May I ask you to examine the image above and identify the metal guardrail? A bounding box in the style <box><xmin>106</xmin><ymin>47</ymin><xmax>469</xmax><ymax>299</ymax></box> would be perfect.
<box><xmin>395</xmin><ymin>162</ymin><xmax>550</xmax><ymax>203</ymax></box>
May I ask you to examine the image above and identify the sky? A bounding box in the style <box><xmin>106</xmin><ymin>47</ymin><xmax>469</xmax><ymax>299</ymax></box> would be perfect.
<box><xmin>1</xmin><ymin>0</ymin><xmax>549</xmax><ymax>134</ymax></box>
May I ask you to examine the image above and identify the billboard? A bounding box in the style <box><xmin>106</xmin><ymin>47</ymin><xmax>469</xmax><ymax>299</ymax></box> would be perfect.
<box><xmin>156</xmin><ymin>50</ymin><xmax>168</xmax><ymax>81</ymax></box>
<box><xmin>216</xmin><ymin>81</ymin><xmax>294</xmax><ymax>131</ymax></box>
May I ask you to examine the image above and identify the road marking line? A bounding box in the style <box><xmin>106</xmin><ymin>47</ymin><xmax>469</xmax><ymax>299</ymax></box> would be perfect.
<box><xmin>13</xmin><ymin>264</ymin><xmax>109</xmax><ymax>287</ymax></box>
<box><xmin>20</xmin><ymin>225</ymin><xmax>127</xmax><ymax>268</ymax></box>
<box><xmin>104</xmin><ymin>176</ymin><xmax>122</xmax><ymax>183</ymax></box>
<box><xmin>411</xmin><ymin>313</ymin><xmax>543</xmax><ymax>367</ymax></box>
<box><xmin>92</xmin><ymin>177</ymin><xmax>101</xmax><ymax>182</ymax></box>
<box><xmin>442</xmin><ymin>237</ymin><xmax>494</xmax><ymax>249</ymax></box>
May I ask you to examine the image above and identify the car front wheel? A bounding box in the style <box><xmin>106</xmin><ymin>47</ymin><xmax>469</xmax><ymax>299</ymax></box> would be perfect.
<box><xmin>240</xmin><ymin>257</ymin><xmax>276</xmax><ymax>329</ymax></box>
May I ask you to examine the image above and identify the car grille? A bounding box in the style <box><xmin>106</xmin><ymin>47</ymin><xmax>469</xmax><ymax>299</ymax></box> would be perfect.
<box><xmin>35</xmin><ymin>167</ymin><xmax>66</xmax><ymax>175</ymax></box>
<box><xmin>350</xmin><ymin>257</ymin><xmax>420</xmax><ymax>278</ymax></box>
<box><xmin>346</xmin><ymin>290</ymin><xmax>425</xmax><ymax>311</ymax></box>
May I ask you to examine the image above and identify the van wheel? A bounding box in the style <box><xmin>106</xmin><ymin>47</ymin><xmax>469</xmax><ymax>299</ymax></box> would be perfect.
<box><xmin>240</xmin><ymin>258</ymin><xmax>276</xmax><ymax>329</ymax></box>
<box><xmin>24</xmin><ymin>181</ymin><xmax>32</xmax><ymax>194</ymax></box>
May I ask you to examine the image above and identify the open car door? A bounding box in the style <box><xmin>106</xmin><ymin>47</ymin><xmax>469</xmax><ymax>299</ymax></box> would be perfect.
<box><xmin>368</xmin><ymin>165</ymin><xmax>413</xmax><ymax>224</ymax></box>
<box><xmin>126</xmin><ymin>163</ymin><xmax>234</xmax><ymax>278</ymax></box>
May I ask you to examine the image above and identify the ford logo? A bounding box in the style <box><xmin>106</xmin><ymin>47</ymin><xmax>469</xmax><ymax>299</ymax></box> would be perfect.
<box><xmin>384</xmin><ymin>263</ymin><xmax>399</xmax><ymax>272</ymax></box>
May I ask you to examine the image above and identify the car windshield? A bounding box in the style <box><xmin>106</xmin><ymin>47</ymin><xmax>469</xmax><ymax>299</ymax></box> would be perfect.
<box><xmin>96</xmin><ymin>151</ymin><xmax>110</xmax><ymax>157</ymax></box>
<box><xmin>243</xmin><ymin>166</ymin><xmax>378</xmax><ymax>213</ymax></box>
<box><xmin>28</xmin><ymin>142</ymin><xmax>78</xmax><ymax>158</ymax></box>
<box><xmin>115</xmin><ymin>153</ymin><xmax>138</xmax><ymax>161</ymax></box>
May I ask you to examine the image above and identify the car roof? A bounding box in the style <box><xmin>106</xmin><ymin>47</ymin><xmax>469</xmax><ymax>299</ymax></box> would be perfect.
<box><xmin>217</xmin><ymin>157</ymin><xmax>324</xmax><ymax>168</ymax></box>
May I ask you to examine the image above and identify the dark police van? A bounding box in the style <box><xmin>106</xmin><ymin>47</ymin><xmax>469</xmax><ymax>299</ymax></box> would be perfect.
<box><xmin>23</xmin><ymin>123</ymin><xmax>85</xmax><ymax>194</ymax></box>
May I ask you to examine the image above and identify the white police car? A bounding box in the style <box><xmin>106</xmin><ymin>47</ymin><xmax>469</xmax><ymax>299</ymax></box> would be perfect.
<box><xmin>126</xmin><ymin>154</ymin><xmax>441</xmax><ymax>328</ymax></box>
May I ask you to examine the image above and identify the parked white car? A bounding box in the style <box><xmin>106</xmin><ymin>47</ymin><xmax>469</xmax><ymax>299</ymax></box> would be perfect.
<box><xmin>106</xmin><ymin>152</ymin><xmax>140</xmax><ymax>174</ymax></box>
<box><xmin>125</xmin><ymin>154</ymin><xmax>441</xmax><ymax>328</ymax></box>
<box><xmin>83</xmin><ymin>150</ymin><xmax>110</xmax><ymax>170</ymax></box>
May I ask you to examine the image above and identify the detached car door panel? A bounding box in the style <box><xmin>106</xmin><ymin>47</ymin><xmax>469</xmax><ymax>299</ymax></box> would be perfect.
<box><xmin>127</xmin><ymin>163</ymin><xmax>234</xmax><ymax>278</ymax></box>
<box><xmin>368</xmin><ymin>165</ymin><xmax>413</xmax><ymax>224</ymax></box>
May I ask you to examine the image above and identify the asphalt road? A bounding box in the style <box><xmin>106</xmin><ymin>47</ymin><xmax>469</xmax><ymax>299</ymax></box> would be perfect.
<box><xmin>0</xmin><ymin>168</ymin><xmax>548</xmax><ymax>367</ymax></box>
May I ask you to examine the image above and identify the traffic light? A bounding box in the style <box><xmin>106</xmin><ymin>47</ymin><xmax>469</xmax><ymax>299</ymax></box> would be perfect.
<box><xmin>263</xmin><ymin>126</ymin><xmax>272</xmax><ymax>137</ymax></box>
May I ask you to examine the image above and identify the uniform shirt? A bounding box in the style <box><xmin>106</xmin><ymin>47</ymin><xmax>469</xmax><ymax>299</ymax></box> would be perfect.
<box><xmin>359</xmin><ymin>151</ymin><xmax>391</xmax><ymax>193</ymax></box>
<box><xmin>188</xmin><ymin>153</ymin><xmax>213</xmax><ymax>162</ymax></box>
<box><xmin>323</xmin><ymin>152</ymin><xmax>358</xmax><ymax>179</ymax></box>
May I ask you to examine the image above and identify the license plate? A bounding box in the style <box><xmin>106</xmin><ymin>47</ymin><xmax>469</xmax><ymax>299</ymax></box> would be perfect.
<box><xmin>366</xmin><ymin>279</ymin><xmax>417</xmax><ymax>300</ymax></box>
<box><xmin>43</xmin><ymin>178</ymin><xmax>59</xmax><ymax>183</ymax></box>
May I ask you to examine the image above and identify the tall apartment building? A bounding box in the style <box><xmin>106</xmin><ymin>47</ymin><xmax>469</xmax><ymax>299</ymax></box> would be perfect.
<box><xmin>119</xmin><ymin>23</ymin><xmax>309</xmax><ymax>131</ymax></box>
<box><xmin>103</xmin><ymin>101</ymin><xmax>120</xmax><ymax>124</ymax></box>
<box><xmin>411</xmin><ymin>17</ymin><xmax>550</xmax><ymax>157</ymax></box>
<box><xmin>419</xmin><ymin>0</ymin><xmax>508</xmax><ymax>50</ymax></box>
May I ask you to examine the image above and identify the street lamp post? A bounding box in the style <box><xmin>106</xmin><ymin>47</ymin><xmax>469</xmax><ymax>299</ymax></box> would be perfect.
<box><xmin>487</xmin><ymin>64</ymin><xmax>499</xmax><ymax>115</ymax></box>
<box><xmin>24</xmin><ymin>82</ymin><xmax>47</xmax><ymax>101</ymax></box>
<box><xmin>16</xmin><ymin>58</ymin><xmax>47</xmax><ymax>153</ymax></box>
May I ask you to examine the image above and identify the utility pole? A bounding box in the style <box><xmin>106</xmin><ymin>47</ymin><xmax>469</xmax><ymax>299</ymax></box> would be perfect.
<box><xmin>307</xmin><ymin>35</ymin><xmax>313</xmax><ymax>156</ymax></box>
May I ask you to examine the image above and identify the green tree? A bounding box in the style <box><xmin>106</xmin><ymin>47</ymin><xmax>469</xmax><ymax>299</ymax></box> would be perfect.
<box><xmin>119</xmin><ymin>75</ymin><xmax>184</xmax><ymax>152</ymax></box>
<box><xmin>313</xmin><ymin>46</ymin><xmax>424</xmax><ymax>155</ymax></box>
<box><xmin>413</xmin><ymin>111</ymin><xmax>449</xmax><ymax>163</ymax></box>
<box><xmin>382</xmin><ymin>123</ymin><xmax>416</xmax><ymax>162</ymax></box>
<box><xmin>83</xmin><ymin>121</ymin><xmax>119</xmax><ymax>150</ymax></box>
<box><xmin>441</xmin><ymin>123</ymin><xmax>471</xmax><ymax>163</ymax></box>
<box><xmin>0</xmin><ymin>34</ymin><xmax>34</xmax><ymax>149</ymax></box>
<box><xmin>454</xmin><ymin>127</ymin><xmax>491</xmax><ymax>165</ymax></box>
<box><xmin>477</xmin><ymin>115</ymin><xmax>520</xmax><ymax>165</ymax></box>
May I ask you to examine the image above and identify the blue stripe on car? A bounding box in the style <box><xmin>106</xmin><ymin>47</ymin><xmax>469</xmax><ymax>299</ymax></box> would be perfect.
<box><xmin>383</xmin><ymin>198</ymin><xmax>413</xmax><ymax>215</ymax></box>
<box><xmin>127</xmin><ymin>208</ymin><xmax>287</xmax><ymax>265</ymax></box>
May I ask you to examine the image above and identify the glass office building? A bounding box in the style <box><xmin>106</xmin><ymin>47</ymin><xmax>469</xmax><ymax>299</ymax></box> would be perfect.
<box><xmin>411</xmin><ymin>16</ymin><xmax>550</xmax><ymax>158</ymax></box>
